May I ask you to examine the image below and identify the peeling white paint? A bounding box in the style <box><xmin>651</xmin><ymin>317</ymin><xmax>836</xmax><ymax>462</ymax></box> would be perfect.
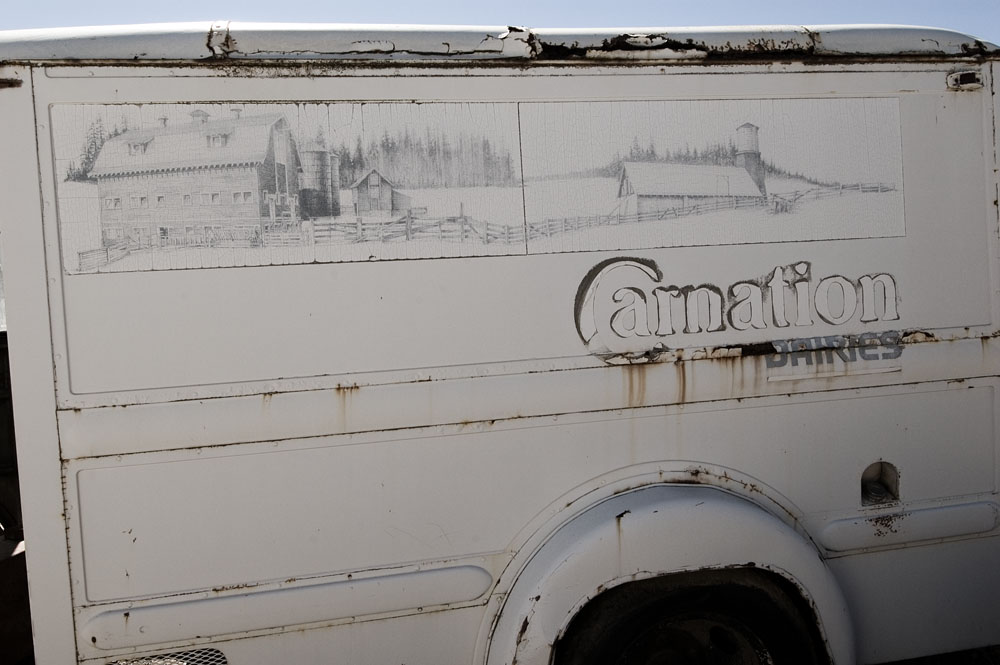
<box><xmin>0</xmin><ymin>23</ymin><xmax>994</xmax><ymax>61</ymax></box>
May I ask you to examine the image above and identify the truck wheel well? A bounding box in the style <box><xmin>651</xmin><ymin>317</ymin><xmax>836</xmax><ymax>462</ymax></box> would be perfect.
<box><xmin>553</xmin><ymin>567</ymin><xmax>831</xmax><ymax>665</ymax></box>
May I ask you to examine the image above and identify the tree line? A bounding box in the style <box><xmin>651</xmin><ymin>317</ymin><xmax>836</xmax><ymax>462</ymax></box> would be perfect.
<box><xmin>587</xmin><ymin>138</ymin><xmax>831</xmax><ymax>186</ymax></box>
<box><xmin>332</xmin><ymin>130</ymin><xmax>518</xmax><ymax>189</ymax></box>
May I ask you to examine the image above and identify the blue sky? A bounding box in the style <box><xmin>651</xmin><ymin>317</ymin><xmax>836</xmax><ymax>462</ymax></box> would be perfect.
<box><xmin>4</xmin><ymin>0</ymin><xmax>999</xmax><ymax>44</ymax></box>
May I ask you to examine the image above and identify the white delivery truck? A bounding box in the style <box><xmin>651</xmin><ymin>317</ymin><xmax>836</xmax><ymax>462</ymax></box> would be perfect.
<box><xmin>0</xmin><ymin>21</ymin><xmax>998</xmax><ymax>665</ymax></box>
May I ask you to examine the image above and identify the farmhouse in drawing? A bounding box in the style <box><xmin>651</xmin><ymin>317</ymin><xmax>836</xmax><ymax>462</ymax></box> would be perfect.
<box><xmin>350</xmin><ymin>168</ymin><xmax>412</xmax><ymax>216</ymax></box>
<box><xmin>91</xmin><ymin>109</ymin><xmax>303</xmax><ymax>247</ymax></box>
<box><xmin>617</xmin><ymin>123</ymin><xmax>768</xmax><ymax>215</ymax></box>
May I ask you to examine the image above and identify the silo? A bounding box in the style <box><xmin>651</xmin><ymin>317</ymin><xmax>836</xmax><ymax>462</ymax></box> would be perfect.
<box><xmin>735</xmin><ymin>122</ymin><xmax>766</xmax><ymax>197</ymax></box>
<box><xmin>735</xmin><ymin>122</ymin><xmax>760</xmax><ymax>154</ymax></box>
<box><xmin>299</xmin><ymin>147</ymin><xmax>341</xmax><ymax>219</ymax></box>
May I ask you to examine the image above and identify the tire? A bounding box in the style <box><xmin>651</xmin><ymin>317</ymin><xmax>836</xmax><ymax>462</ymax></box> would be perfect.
<box><xmin>553</xmin><ymin>568</ymin><xmax>829</xmax><ymax>665</ymax></box>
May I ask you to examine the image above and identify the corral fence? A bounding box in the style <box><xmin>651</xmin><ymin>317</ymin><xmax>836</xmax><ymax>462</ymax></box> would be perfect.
<box><xmin>78</xmin><ymin>241</ymin><xmax>130</xmax><ymax>272</ymax></box>
<box><xmin>77</xmin><ymin>183</ymin><xmax>897</xmax><ymax>269</ymax></box>
<box><xmin>770</xmin><ymin>182</ymin><xmax>895</xmax><ymax>212</ymax></box>
<box><xmin>528</xmin><ymin>196</ymin><xmax>768</xmax><ymax>240</ymax></box>
<box><xmin>312</xmin><ymin>211</ymin><xmax>527</xmax><ymax>246</ymax></box>
<box><xmin>530</xmin><ymin>182</ymin><xmax>897</xmax><ymax>237</ymax></box>
<box><xmin>78</xmin><ymin>226</ymin><xmax>267</xmax><ymax>270</ymax></box>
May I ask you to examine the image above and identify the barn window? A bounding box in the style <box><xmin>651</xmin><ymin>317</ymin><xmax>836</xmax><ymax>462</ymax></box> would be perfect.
<box><xmin>156</xmin><ymin>195</ymin><xmax>166</xmax><ymax>207</ymax></box>
<box><xmin>183</xmin><ymin>194</ymin><xmax>192</xmax><ymax>206</ymax></box>
<box><xmin>368</xmin><ymin>174</ymin><xmax>380</xmax><ymax>202</ymax></box>
<box><xmin>104</xmin><ymin>197</ymin><xmax>122</xmax><ymax>209</ymax></box>
<box><xmin>130</xmin><ymin>195</ymin><xmax>148</xmax><ymax>209</ymax></box>
<box><xmin>206</xmin><ymin>133</ymin><xmax>229</xmax><ymax>148</ymax></box>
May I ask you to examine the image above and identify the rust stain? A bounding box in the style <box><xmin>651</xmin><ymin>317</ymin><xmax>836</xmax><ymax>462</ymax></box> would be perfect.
<box><xmin>867</xmin><ymin>513</ymin><xmax>906</xmax><ymax>538</ymax></box>
<box><xmin>211</xmin><ymin>581</ymin><xmax>259</xmax><ymax>593</ymax></box>
<box><xmin>676</xmin><ymin>360</ymin><xmax>687</xmax><ymax>404</ymax></box>
<box><xmin>623</xmin><ymin>364</ymin><xmax>646</xmax><ymax>408</ymax></box>
<box><xmin>901</xmin><ymin>330</ymin><xmax>937</xmax><ymax>344</ymax></box>
<box><xmin>334</xmin><ymin>382</ymin><xmax>360</xmax><ymax>430</ymax></box>
<box><xmin>616</xmin><ymin>509</ymin><xmax>630</xmax><ymax>569</ymax></box>
<box><xmin>0</xmin><ymin>78</ymin><xmax>23</xmax><ymax>88</ymax></box>
<box><xmin>515</xmin><ymin>615</ymin><xmax>529</xmax><ymax>644</ymax></box>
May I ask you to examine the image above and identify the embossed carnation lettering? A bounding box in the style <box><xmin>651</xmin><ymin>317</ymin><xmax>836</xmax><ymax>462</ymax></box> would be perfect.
<box><xmin>575</xmin><ymin>258</ymin><xmax>899</xmax><ymax>359</ymax></box>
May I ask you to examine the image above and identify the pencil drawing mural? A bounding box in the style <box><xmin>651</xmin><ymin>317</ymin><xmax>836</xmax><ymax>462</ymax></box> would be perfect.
<box><xmin>53</xmin><ymin>102</ymin><xmax>525</xmax><ymax>272</ymax></box>
<box><xmin>50</xmin><ymin>98</ymin><xmax>904</xmax><ymax>273</ymax></box>
<box><xmin>519</xmin><ymin>97</ymin><xmax>904</xmax><ymax>253</ymax></box>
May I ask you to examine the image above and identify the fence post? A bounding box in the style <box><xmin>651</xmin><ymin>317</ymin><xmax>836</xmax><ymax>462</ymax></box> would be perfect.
<box><xmin>406</xmin><ymin>211</ymin><xmax>413</xmax><ymax>240</ymax></box>
<box><xmin>356</xmin><ymin>216</ymin><xmax>363</xmax><ymax>242</ymax></box>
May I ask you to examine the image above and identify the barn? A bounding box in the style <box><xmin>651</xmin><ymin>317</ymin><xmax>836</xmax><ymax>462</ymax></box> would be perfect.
<box><xmin>90</xmin><ymin>109</ymin><xmax>302</xmax><ymax>248</ymax></box>
<box><xmin>617</xmin><ymin>123</ymin><xmax>769</xmax><ymax>216</ymax></box>
<box><xmin>617</xmin><ymin>162</ymin><xmax>766</xmax><ymax>216</ymax></box>
<box><xmin>350</xmin><ymin>169</ymin><xmax>412</xmax><ymax>216</ymax></box>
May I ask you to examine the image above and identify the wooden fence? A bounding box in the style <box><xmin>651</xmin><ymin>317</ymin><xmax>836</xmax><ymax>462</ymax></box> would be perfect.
<box><xmin>77</xmin><ymin>242</ymin><xmax>130</xmax><ymax>272</ymax></box>
<box><xmin>528</xmin><ymin>196</ymin><xmax>769</xmax><ymax>240</ymax></box>
<box><xmin>529</xmin><ymin>182</ymin><xmax>896</xmax><ymax>238</ymax></box>
<box><xmin>76</xmin><ymin>183</ymin><xmax>896</xmax><ymax>269</ymax></box>
<box><xmin>770</xmin><ymin>182</ymin><xmax>896</xmax><ymax>212</ymax></box>
<box><xmin>312</xmin><ymin>213</ymin><xmax>526</xmax><ymax>246</ymax></box>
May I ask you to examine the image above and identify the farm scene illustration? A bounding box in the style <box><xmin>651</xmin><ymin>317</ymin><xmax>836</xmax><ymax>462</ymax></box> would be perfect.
<box><xmin>51</xmin><ymin>98</ymin><xmax>904</xmax><ymax>273</ymax></box>
<box><xmin>519</xmin><ymin>97</ymin><xmax>903</xmax><ymax>254</ymax></box>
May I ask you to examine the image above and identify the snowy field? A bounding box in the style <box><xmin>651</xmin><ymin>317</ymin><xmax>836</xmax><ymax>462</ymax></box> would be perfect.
<box><xmin>372</xmin><ymin>186</ymin><xmax>524</xmax><ymax>225</ymax></box>
<box><xmin>524</xmin><ymin>176</ymin><xmax>904</xmax><ymax>254</ymax></box>
<box><xmin>55</xmin><ymin>177</ymin><xmax>903</xmax><ymax>273</ymax></box>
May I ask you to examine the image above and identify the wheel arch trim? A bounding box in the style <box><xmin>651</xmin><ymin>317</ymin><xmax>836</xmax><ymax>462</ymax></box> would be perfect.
<box><xmin>480</xmin><ymin>482</ymin><xmax>855</xmax><ymax>665</ymax></box>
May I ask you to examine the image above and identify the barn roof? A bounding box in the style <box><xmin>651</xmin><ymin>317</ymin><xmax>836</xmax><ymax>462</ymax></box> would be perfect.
<box><xmin>619</xmin><ymin>161</ymin><xmax>765</xmax><ymax>198</ymax></box>
<box><xmin>91</xmin><ymin>113</ymin><xmax>287</xmax><ymax>177</ymax></box>
<box><xmin>349</xmin><ymin>168</ymin><xmax>397</xmax><ymax>190</ymax></box>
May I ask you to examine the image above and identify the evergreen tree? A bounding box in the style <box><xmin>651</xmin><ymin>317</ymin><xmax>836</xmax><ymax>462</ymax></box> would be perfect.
<box><xmin>65</xmin><ymin>117</ymin><xmax>128</xmax><ymax>182</ymax></box>
<box><xmin>327</xmin><ymin>129</ymin><xmax>518</xmax><ymax>189</ymax></box>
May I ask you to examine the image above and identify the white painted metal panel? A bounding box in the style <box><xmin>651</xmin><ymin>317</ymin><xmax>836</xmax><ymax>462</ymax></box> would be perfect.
<box><xmin>25</xmin><ymin>66</ymin><xmax>994</xmax><ymax>405</ymax></box>
<box><xmin>0</xmin><ymin>67</ymin><xmax>78</xmax><ymax>664</ymax></box>
<box><xmin>69</xmin><ymin>381</ymin><xmax>995</xmax><ymax>605</ymax></box>
<box><xmin>829</xmin><ymin>537</ymin><xmax>1000</xmax><ymax>662</ymax></box>
<box><xmin>0</xmin><ymin>37</ymin><xmax>995</xmax><ymax>665</ymax></box>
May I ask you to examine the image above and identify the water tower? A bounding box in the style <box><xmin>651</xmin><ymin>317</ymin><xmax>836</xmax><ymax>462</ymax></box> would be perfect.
<box><xmin>735</xmin><ymin>122</ymin><xmax>766</xmax><ymax>196</ymax></box>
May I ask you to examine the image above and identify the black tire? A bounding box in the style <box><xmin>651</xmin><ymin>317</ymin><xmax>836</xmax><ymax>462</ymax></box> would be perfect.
<box><xmin>553</xmin><ymin>568</ymin><xmax>829</xmax><ymax>665</ymax></box>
